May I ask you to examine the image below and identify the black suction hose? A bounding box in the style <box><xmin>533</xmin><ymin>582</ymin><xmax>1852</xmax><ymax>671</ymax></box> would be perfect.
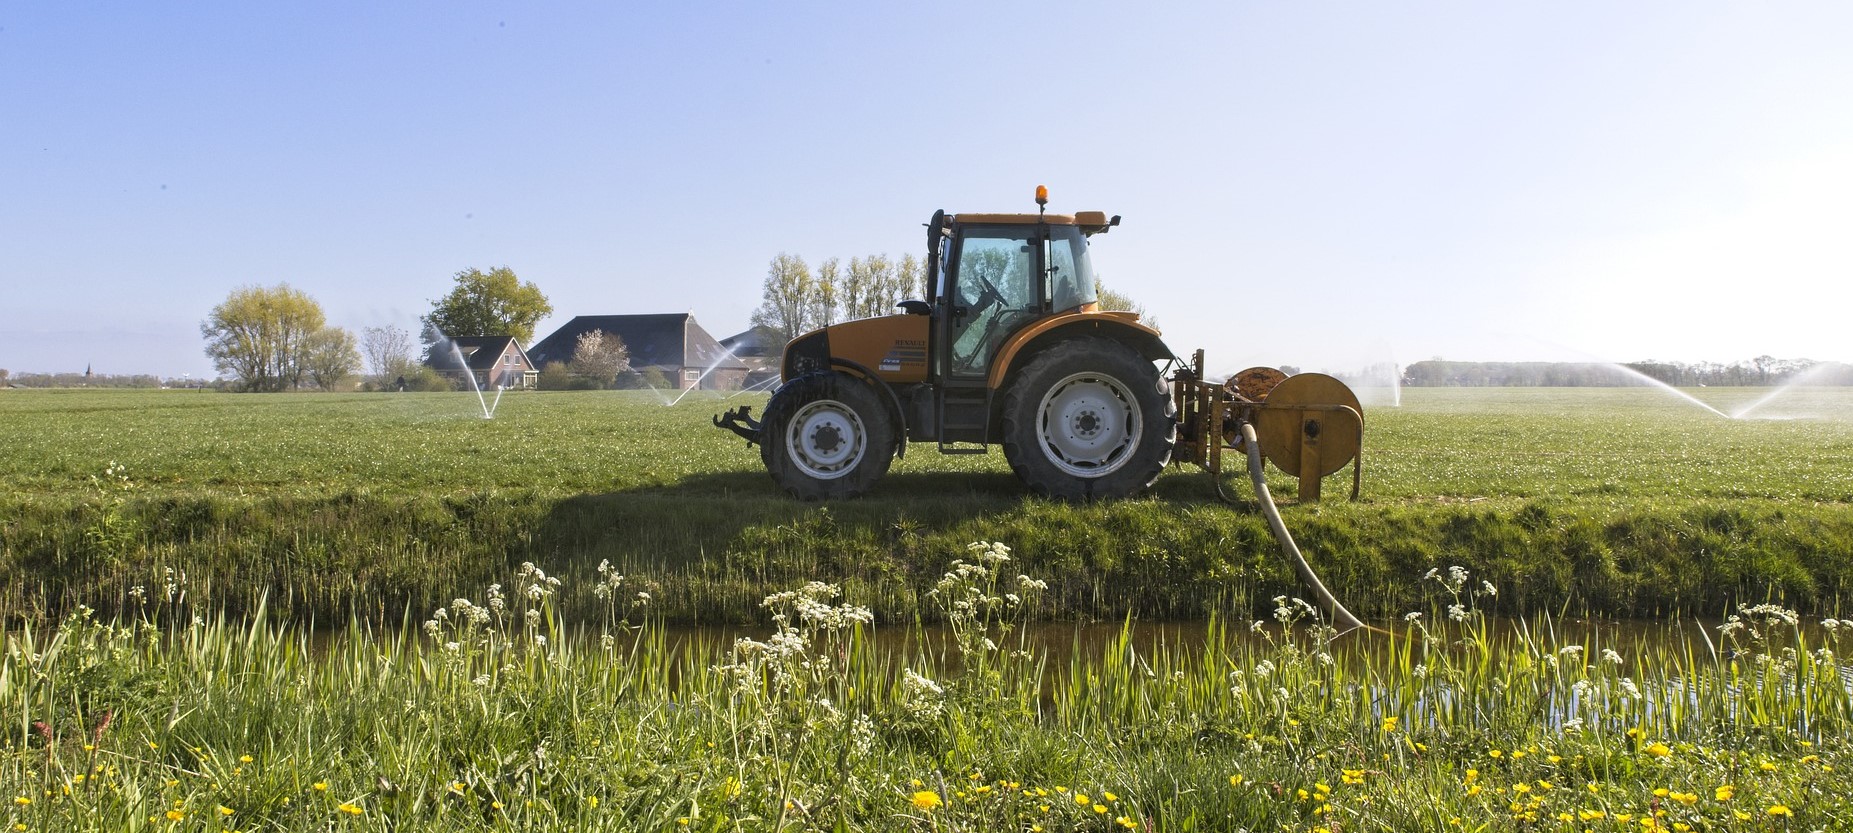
<box><xmin>1238</xmin><ymin>419</ymin><xmax>1367</xmax><ymax>634</ymax></box>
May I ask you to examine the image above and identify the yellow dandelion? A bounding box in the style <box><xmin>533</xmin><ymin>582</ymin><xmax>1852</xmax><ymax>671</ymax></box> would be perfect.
<box><xmin>313</xmin><ymin>782</ymin><xmax>328</xmax><ymax>792</ymax></box>
<box><xmin>1228</xmin><ymin>774</ymin><xmax>1245</xmax><ymax>787</ymax></box>
<box><xmin>1715</xmin><ymin>785</ymin><xmax>1735</xmax><ymax>801</ymax></box>
<box><xmin>337</xmin><ymin>802</ymin><xmax>363</xmax><ymax>816</ymax></box>
<box><xmin>1767</xmin><ymin>805</ymin><xmax>1792</xmax><ymax>817</ymax></box>
<box><xmin>1381</xmin><ymin>716</ymin><xmax>1398</xmax><ymax>732</ymax></box>
<box><xmin>1103</xmin><ymin>791</ymin><xmax>1119</xmax><ymax>802</ymax></box>
<box><xmin>1093</xmin><ymin>803</ymin><xmax>1108</xmax><ymax>814</ymax></box>
<box><xmin>1115</xmin><ymin>816</ymin><xmax>1138</xmax><ymax>829</ymax></box>
<box><xmin>910</xmin><ymin>790</ymin><xmax>942</xmax><ymax>811</ymax></box>
<box><xmin>1075</xmin><ymin>793</ymin><xmax>1091</xmax><ymax>806</ymax></box>
<box><xmin>218</xmin><ymin>806</ymin><xmax>233</xmax><ymax>816</ymax></box>
<box><xmin>165</xmin><ymin>810</ymin><xmax>184</xmax><ymax>822</ymax></box>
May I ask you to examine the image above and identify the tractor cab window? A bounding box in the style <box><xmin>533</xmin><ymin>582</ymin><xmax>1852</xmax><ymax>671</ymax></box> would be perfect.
<box><xmin>949</xmin><ymin>228</ymin><xmax>1037</xmax><ymax>376</ymax></box>
<box><xmin>1047</xmin><ymin>225</ymin><xmax>1098</xmax><ymax>312</ymax></box>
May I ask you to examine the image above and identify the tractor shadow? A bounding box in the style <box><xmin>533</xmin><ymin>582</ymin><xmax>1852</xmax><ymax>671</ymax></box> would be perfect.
<box><xmin>533</xmin><ymin>469</ymin><xmax>1038</xmax><ymax>571</ymax></box>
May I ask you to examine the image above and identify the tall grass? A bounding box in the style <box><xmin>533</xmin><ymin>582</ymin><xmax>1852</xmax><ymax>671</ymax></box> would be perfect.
<box><xmin>5</xmin><ymin>552</ymin><xmax>1850</xmax><ymax>831</ymax></box>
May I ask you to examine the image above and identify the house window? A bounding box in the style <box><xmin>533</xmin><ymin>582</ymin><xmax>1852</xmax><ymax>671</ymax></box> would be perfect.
<box><xmin>684</xmin><ymin>370</ymin><xmax>700</xmax><ymax>381</ymax></box>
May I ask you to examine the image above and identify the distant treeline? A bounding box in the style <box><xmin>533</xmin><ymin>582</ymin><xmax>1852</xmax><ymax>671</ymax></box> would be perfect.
<box><xmin>1403</xmin><ymin>358</ymin><xmax>1853</xmax><ymax>387</ymax></box>
<box><xmin>1</xmin><ymin>371</ymin><xmax>188</xmax><ymax>389</ymax></box>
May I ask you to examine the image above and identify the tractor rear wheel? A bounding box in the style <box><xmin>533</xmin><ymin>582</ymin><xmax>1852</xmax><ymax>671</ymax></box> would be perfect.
<box><xmin>760</xmin><ymin>372</ymin><xmax>896</xmax><ymax>500</ymax></box>
<box><xmin>1001</xmin><ymin>337</ymin><xmax>1175</xmax><ymax>500</ymax></box>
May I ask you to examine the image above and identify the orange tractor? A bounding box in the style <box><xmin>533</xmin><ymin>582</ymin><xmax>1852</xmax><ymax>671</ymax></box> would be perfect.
<box><xmin>715</xmin><ymin>187</ymin><xmax>1364</xmax><ymax>505</ymax></box>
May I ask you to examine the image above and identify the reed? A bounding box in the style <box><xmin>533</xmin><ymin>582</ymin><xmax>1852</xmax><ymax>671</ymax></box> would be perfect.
<box><xmin>4</xmin><ymin>553</ymin><xmax>1849</xmax><ymax>831</ymax></box>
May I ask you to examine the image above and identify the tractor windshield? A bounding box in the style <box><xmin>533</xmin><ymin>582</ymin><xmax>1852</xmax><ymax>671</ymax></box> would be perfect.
<box><xmin>1047</xmin><ymin>225</ymin><xmax>1098</xmax><ymax>312</ymax></box>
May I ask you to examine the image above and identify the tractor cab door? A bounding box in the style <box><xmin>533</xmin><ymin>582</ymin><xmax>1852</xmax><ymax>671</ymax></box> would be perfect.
<box><xmin>942</xmin><ymin>226</ymin><xmax>1041</xmax><ymax>379</ymax></box>
<box><xmin>927</xmin><ymin>222</ymin><xmax>1044</xmax><ymax>448</ymax></box>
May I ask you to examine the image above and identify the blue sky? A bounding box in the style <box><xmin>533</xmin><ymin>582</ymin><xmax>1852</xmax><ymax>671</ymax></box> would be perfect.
<box><xmin>4</xmin><ymin>2</ymin><xmax>1850</xmax><ymax>378</ymax></box>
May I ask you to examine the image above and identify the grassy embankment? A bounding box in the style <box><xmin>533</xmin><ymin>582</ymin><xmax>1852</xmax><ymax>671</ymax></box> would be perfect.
<box><xmin>4</xmin><ymin>549</ymin><xmax>1851</xmax><ymax>832</ymax></box>
<box><xmin>2</xmin><ymin>386</ymin><xmax>1851</xmax><ymax>623</ymax></box>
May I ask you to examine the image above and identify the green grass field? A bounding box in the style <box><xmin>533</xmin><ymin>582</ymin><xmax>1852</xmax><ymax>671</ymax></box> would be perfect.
<box><xmin>5</xmin><ymin>386</ymin><xmax>1853</xmax><ymax>831</ymax></box>
<box><xmin>2</xmin><ymin>385</ymin><xmax>1851</xmax><ymax>623</ymax></box>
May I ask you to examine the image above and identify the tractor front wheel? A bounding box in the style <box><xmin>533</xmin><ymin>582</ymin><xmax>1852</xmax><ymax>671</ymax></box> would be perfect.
<box><xmin>1001</xmin><ymin>337</ymin><xmax>1175</xmax><ymax>500</ymax></box>
<box><xmin>760</xmin><ymin>372</ymin><xmax>896</xmax><ymax>500</ymax></box>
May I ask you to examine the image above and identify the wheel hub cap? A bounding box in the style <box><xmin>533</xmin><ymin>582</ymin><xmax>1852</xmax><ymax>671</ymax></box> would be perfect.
<box><xmin>1037</xmin><ymin>372</ymin><xmax>1141</xmax><ymax>477</ymax></box>
<box><xmin>787</xmin><ymin>399</ymin><xmax>865</xmax><ymax>480</ymax></box>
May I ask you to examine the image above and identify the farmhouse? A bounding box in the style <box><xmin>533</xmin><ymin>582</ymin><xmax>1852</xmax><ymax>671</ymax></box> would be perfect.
<box><xmin>529</xmin><ymin>313</ymin><xmax>748</xmax><ymax>391</ymax></box>
<box><xmin>426</xmin><ymin>336</ymin><xmax>539</xmax><ymax>390</ymax></box>
<box><xmin>718</xmin><ymin>325</ymin><xmax>783</xmax><ymax>389</ymax></box>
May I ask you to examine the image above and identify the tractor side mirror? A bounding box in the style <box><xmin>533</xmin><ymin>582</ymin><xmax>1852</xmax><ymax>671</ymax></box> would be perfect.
<box><xmin>897</xmin><ymin>300</ymin><xmax>931</xmax><ymax>316</ymax></box>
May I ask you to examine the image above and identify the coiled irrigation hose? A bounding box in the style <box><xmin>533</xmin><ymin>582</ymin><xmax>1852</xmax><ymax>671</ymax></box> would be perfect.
<box><xmin>1238</xmin><ymin>419</ymin><xmax>1367</xmax><ymax>634</ymax></box>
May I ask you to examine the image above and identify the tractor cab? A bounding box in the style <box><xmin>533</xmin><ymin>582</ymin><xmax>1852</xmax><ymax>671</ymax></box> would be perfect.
<box><xmin>924</xmin><ymin>205</ymin><xmax>1118</xmax><ymax>380</ymax></box>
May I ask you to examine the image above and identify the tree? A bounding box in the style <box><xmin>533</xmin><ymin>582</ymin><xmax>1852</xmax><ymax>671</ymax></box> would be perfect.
<box><xmin>302</xmin><ymin>327</ymin><xmax>361</xmax><ymax>391</ymax></box>
<box><xmin>749</xmin><ymin>253</ymin><xmax>814</xmax><ymax>347</ymax></box>
<box><xmin>360</xmin><ymin>325</ymin><xmax>416</xmax><ymax>385</ymax></box>
<box><xmin>812</xmin><ymin>257</ymin><xmax>840</xmax><ymax>328</ymax></box>
<box><xmin>899</xmin><ymin>253</ymin><xmax>925</xmax><ymax>300</ymax></box>
<box><xmin>200</xmin><ymin>283</ymin><xmax>327</xmax><ymax>392</ymax></box>
<box><xmin>838</xmin><ymin>254</ymin><xmax>926</xmax><ymax>320</ymax></box>
<box><xmin>570</xmin><ymin>329</ymin><xmax>630</xmax><ymax>389</ymax></box>
<box><xmin>1095</xmin><ymin>276</ymin><xmax>1155</xmax><ymax>329</ymax></box>
<box><xmin>422</xmin><ymin>266</ymin><xmax>553</xmax><ymax>343</ymax></box>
